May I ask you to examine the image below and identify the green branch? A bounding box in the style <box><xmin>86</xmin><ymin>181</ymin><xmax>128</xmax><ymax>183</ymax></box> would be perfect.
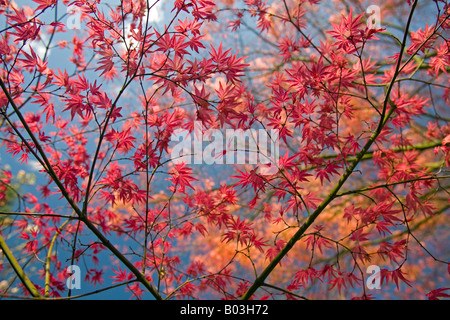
<box><xmin>319</xmin><ymin>140</ymin><xmax>443</xmax><ymax>162</ymax></box>
<box><xmin>0</xmin><ymin>233</ymin><xmax>42</xmax><ymax>298</ymax></box>
<box><xmin>241</xmin><ymin>107</ymin><xmax>397</xmax><ymax>300</ymax></box>
<box><xmin>44</xmin><ymin>220</ymin><xmax>70</xmax><ymax>298</ymax></box>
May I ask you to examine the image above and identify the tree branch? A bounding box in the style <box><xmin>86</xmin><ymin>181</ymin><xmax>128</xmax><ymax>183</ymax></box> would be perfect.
<box><xmin>0</xmin><ymin>233</ymin><xmax>42</xmax><ymax>298</ymax></box>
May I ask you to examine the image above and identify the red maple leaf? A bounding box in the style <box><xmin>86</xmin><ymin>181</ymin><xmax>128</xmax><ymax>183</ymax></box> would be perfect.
<box><xmin>426</xmin><ymin>288</ymin><xmax>450</xmax><ymax>300</ymax></box>
<box><xmin>167</xmin><ymin>162</ymin><xmax>198</xmax><ymax>194</ymax></box>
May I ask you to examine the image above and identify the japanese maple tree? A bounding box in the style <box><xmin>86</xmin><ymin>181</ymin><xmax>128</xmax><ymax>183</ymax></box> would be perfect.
<box><xmin>0</xmin><ymin>0</ymin><xmax>449</xmax><ymax>300</ymax></box>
